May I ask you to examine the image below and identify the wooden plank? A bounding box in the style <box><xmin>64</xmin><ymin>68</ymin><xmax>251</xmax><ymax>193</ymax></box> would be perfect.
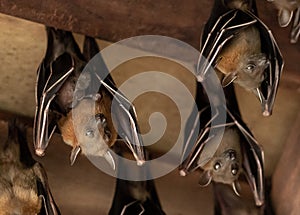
<box><xmin>0</xmin><ymin>0</ymin><xmax>213</xmax><ymax>48</ymax></box>
<box><xmin>0</xmin><ymin>0</ymin><xmax>299</xmax><ymax>78</ymax></box>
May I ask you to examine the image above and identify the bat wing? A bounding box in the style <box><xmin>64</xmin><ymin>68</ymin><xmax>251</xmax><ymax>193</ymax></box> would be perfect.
<box><xmin>247</xmin><ymin>11</ymin><xmax>284</xmax><ymax>116</ymax></box>
<box><xmin>34</xmin><ymin>27</ymin><xmax>87</xmax><ymax>156</ymax></box>
<box><xmin>197</xmin><ymin>10</ymin><xmax>257</xmax><ymax>80</ymax></box>
<box><xmin>87</xmin><ymin>57</ymin><xmax>145</xmax><ymax>165</ymax></box>
<box><xmin>82</xmin><ymin>36</ymin><xmax>144</xmax><ymax>165</ymax></box>
<box><xmin>109</xmin><ymin>178</ymin><xmax>165</xmax><ymax>215</ymax></box>
<box><xmin>34</xmin><ymin>53</ymin><xmax>74</xmax><ymax>156</ymax></box>
<box><xmin>197</xmin><ymin>9</ymin><xmax>283</xmax><ymax>116</ymax></box>
<box><xmin>83</xmin><ymin>36</ymin><xmax>100</xmax><ymax>61</ymax></box>
<box><xmin>227</xmin><ymin>109</ymin><xmax>265</xmax><ymax>207</ymax></box>
<box><xmin>34</xmin><ymin>163</ymin><xmax>61</xmax><ymax>215</ymax></box>
<box><xmin>290</xmin><ymin>6</ymin><xmax>300</xmax><ymax>43</ymax></box>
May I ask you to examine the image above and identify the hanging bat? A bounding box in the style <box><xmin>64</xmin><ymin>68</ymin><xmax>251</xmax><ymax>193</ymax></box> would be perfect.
<box><xmin>196</xmin><ymin>0</ymin><xmax>283</xmax><ymax>116</ymax></box>
<box><xmin>33</xmin><ymin>27</ymin><xmax>145</xmax><ymax>169</ymax></box>
<box><xmin>179</xmin><ymin>103</ymin><xmax>264</xmax><ymax>207</ymax></box>
<box><xmin>267</xmin><ymin>0</ymin><xmax>300</xmax><ymax>43</ymax></box>
<box><xmin>109</xmin><ymin>151</ymin><xmax>165</xmax><ymax>215</ymax></box>
<box><xmin>0</xmin><ymin>119</ymin><xmax>60</xmax><ymax>215</ymax></box>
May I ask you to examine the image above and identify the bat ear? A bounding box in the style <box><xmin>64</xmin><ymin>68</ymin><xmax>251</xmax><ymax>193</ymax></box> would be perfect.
<box><xmin>278</xmin><ymin>9</ymin><xmax>293</xmax><ymax>27</ymax></box>
<box><xmin>70</xmin><ymin>145</ymin><xmax>81</xmax><ymax>166</ymax></box>
<box><xmin>221</xmin><ymin>72</ymin><xmax>237</xmax><ymax>87</ymax></box>
<box><xmin>198</xmin><ymin>170</ymin><xmax>212</xmax><ymax>187</ymax></box>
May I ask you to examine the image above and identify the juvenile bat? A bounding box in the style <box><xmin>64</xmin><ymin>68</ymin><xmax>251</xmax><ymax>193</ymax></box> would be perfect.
<box><xmin>0</xmin><ymin>119</ymin><xmax>60</xmax><ymax>215</ymax></box>
<box><xmin>267</xmin><ymin>0</ymin><xmax>300</xmax><ymax>43</ymax></box>
<box><xmin>197</xmin><ymin>0</ymin><xmax>283</xmax><ymax>116</ymax></box>
<box><xmin>33</xmin><ymin>27</ymin><xmax>145</xmax><ymax>168</ymax></box>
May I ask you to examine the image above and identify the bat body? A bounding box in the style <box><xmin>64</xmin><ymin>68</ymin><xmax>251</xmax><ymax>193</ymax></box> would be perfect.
<box><xmin>197</xmin><ymin>0</ymin><xmax>283</xmax><ymax>116</ymax></box>
<box><xmin>109</xmin><ymin>179</ymin><xmax>165</xmax><ymax>215</ymax></box>
<box><xmin>268</xmin><ymin>0</ymin><xmax>300</xmax><ymax>43</ymax></box>
<box><xmin>34</xmin><ymin>27</ymin><xmax>145</xmax><ymax>168</ymax></box>
<box><xmin>109</xmin><ymin>151</ymin><xmax>165</xmax><ymax>215</ymax></box>
<box><xmin>0</xmin><ymin>120</ymin><xmax>60</xmax><ymax>215</ymax></box>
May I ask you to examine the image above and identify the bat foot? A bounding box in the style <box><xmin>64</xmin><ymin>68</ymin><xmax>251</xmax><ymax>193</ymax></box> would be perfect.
<box><xmin>197</xmin><ymin>75</ymin><xmax>205</xmax><ymax>82</ymax></box>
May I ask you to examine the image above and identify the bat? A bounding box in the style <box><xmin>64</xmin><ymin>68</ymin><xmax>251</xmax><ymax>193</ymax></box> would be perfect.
<box><xmin>33</xmin><ymin>27</ymin><xmax>145</xmax><ymax>169</ymax></box>
<box><xmin>109</xmin><ymin>151</ymin><xmax>165</xmax><ymax>215</ymax></box>
<box><xmin>196</xmin><ymin>0</ymin><xmax>284</xmax><ymax>116</ymax></box>
<box><xmin>179</xmin><ymin>76</ymin><xmax>264</xmax><ymax>206</ymax></box>
<box><xmin>267</xmin><ymin>0</ymin><xmax>300</xmax><ymax>43</ymax></box>
<box><xmin>0</xmin><ymin>119</ymin><xmax>60</xmax><ymax>215</ymax></box>
<box><xmin>179</xmin><ymin>104</ymin><xmax>265</xmax><ymax>207</ymax></box>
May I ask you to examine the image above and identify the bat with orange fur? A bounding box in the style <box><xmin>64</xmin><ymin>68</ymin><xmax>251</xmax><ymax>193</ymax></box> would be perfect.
<box><xmin>33</xmin><ymin>27</ymin><xmax>145</xmax><ymax>169</ymax></box>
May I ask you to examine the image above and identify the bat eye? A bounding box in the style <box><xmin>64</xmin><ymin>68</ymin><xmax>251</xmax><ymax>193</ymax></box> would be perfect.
<box><xmin>231</xmin><ymin>168</ymin><xmax>238</xmax><ymax>176</ymax></box>
<box><xmin>214</xmin><ymin>162</ymin><xmax>222</xmax><ymax>171</ymax></box>
<box><xmin>86</xmin><ymin>129</ymin><xmax>94</xmax><ymax>138</ymax></box>
<box><xmin>231</xmin><ymin>163</ymin><xmax>239</xmax><ymax>176</ymax></box>
<box><xmin>245</xmin><ymin>63</ymin><xmax>256</xmax><ymax>72</ymax></box>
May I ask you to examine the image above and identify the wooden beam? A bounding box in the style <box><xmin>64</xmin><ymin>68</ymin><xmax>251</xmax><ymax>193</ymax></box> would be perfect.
<box><xmin>0</xmin><ymin>0</ymin><xmax>299</xmax><ymax>78</ymax></box>
<box><xmin>0</xmin><ymin>0</ymin><xmax>214</xmax><ymax>48</ymax></box>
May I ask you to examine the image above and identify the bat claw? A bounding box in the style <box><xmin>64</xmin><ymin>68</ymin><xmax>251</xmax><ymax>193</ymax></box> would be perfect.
<box><xmin>179</xmin><ymin>170</ymin><xmax>187</xmax><ymax>176</ymax></box>
<box><xmin>35</xmin><ymin>148</ymin><xmax>45</xmax><ymax>157</ymax></box>
<box><xmin>136</xmin><ymin>159</ymin><xmax>145</xmax><ymax>166</ymax></box>
<box><xmin>262</xmin><ymin>110</ymin><xmax>270</xmax><ymax>117</ymax></box>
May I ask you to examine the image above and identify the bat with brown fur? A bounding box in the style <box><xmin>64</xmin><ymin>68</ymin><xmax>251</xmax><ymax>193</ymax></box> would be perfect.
<box><xmin>196</xmin><ymin>0</ymin><xmax>283</xmax><ymax>116</ymax></box>
<box><xmin>33</xmin><ymin>27</ymin><xmax>145</xmax><ymax>169</ymax></box>
<box><xmin>0</xmin><ymin>119</ymin><xmax>60</xmax><ymax>215</ymax></box>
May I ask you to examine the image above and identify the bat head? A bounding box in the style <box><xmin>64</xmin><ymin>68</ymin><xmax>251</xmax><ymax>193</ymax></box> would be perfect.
<box><xmin>58</xmin><ymin>96</ymin><xmax>117</xmax><ymax>169</ymax></box>
<box><xmin>219</xmin><ymin>25</ymin><xmax>269</xmax><ymax>90</ymax></box>
<box><xmin>234</xmin><ymin>53</ymin><xmax>269</xmax><ymax>90</ymax></box>
<box><xmin>198</xmin><ymin>128</ymin><xmax>243</xmax><ymax>186</ymax></box>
